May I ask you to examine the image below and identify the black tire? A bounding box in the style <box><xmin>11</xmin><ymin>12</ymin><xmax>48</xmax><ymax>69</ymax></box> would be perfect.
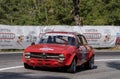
<box><xmin>67</xmin><ymin>58</ymin><xmax>76</xmax><ymax>73</ymax></box>
<box><xmin>24</xmin><ymin>63</ymin><xmax>33</xmax><ymax>69</ymax></box>
<box><xmin>84</xmin><ymin>56</ymin><xmax>94</xmax><ymax>69</ymax></box>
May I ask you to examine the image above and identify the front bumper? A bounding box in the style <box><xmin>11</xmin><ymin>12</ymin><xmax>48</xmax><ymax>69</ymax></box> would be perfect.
<box><xmin>25</xmin><ymin>58</ymin><xmax>65</xmax><ymax>68</ymax></box>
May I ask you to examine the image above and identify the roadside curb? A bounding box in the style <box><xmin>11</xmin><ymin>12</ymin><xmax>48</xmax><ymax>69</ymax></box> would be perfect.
<box><xmin>94</xmin><ymin>50</ymin><xmax>120</xmax><ymax>53</ymax></box>
<box><xmin>0</xmin><ymin>52</ymin><xmax>23</xmax><ymax>54</ymax></box>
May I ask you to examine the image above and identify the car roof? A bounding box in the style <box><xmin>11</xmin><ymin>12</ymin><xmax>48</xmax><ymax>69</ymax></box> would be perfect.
<box><xmin>46</xmin><ymin>31</ymin><xmax>81</xmax><ymax>36</ymax></box>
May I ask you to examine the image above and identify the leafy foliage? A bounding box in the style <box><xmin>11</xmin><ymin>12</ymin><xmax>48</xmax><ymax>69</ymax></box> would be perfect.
<box><xmin>0</xmin><ymin>0</ymin><xmax>120</xmax><ymax>25</ymax></box>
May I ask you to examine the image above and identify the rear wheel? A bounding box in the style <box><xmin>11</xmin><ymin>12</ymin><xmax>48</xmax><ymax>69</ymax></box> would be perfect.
<box><xmin>67</xmin><ymin>58</ymin><xmax>76</xmax><ymax>73</ymax></box>
<box><xmin>24</xmin><ymin>63</ymin><xmax>33</xmax><ymax>69</ymax></box>
<box><xmin>84</xmin><ymin>56</ymin><xmax>94</xmax><ymax>69</ymax></box>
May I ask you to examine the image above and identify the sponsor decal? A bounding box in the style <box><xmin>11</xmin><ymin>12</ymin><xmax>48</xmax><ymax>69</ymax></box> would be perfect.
<box><xmin>0</xmin><ymin>33</ymin><xmax>15</xmax><ymax>39</ymax></box>
<box><xmin>83</xmin><ymin>33</ymin><xmax>101</xmax><ymax>39</ymax></box>
<box><xmin>39</xmin><ymin>48</ymin><xmax>54</xmax><ymax>51</ymax></box>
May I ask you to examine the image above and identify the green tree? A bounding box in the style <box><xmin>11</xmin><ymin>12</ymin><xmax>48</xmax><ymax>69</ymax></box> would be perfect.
<box><xmin>0</xmin><ymin>0</ymin><xmax>120</xmax><ymax>25</ymax></box>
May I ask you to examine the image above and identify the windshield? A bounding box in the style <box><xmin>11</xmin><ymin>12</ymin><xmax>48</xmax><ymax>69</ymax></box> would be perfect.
<box><xmin>39</xmin><ymin>33</ymin><xmax>76</xmax><ymax>45</ymax></box>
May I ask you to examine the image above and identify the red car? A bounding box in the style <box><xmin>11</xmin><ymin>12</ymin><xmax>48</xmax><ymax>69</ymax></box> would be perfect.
<box><xmin>23</xmin><ymin>32</ymin><xmax>95</xmax><ymax>73</ymax></box>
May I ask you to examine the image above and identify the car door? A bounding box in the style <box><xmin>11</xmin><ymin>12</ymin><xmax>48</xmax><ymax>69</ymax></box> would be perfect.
<box><xmin>76</xmin><ymin>35</ymin><xmax>88</xmax><ymax>65</ymax></box>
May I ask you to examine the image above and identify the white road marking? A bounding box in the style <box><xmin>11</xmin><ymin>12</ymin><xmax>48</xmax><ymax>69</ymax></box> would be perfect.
<box><xmin>0</xmin><ymin>66</ymin><xmax>23</xmax><ymax>71</ymax></box>
<box><xmin>0</xmin><ymin>59</ymin><xmax>120</xmax><ymax>71</ymax></box>
<box><xmin>95</xmin><ymin>59</ymin><xmax>120</xmax><ymax>62</ymax></box>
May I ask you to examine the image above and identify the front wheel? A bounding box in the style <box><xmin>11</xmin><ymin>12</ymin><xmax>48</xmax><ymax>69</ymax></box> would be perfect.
<box><xmin>84</xmin><ymin>56</ymin><xmax>94</xmax><ymax>69</ymax></box>
<box><xmin>24</xmin><ymin>63</ymin><xmax>33</xmax><ymax>69</ymax></box>
<box><xmin>67</xmin><ymin>58</ymin><xmax>76</xmax><ymax>73</ymax></box>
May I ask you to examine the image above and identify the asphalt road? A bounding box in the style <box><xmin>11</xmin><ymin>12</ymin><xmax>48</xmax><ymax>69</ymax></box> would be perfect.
<box><xmin>0</xmin><ymin>52</ymin><xmax>120</xmax><ymax>79</ymax></box>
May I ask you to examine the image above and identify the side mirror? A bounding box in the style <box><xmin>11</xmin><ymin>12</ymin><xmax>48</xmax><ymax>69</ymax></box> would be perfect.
<box><xmin>31</xmin><ymin>42</ymin><xmax>35</xmax><ymax>45</ymax></box>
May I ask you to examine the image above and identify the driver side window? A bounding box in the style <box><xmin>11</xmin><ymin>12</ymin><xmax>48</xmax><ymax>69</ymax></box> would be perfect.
<box><xmin>77</xmin><ymin>35</ymin><xmax>83</xmax><ymax>45</ymax></box>
<box><xmin>81</xmin><ymin>35</ymin><xmax>87</xmax><ymax>45</ymax></box>
<box><xmin>77</xmin><ymin>35</ymin><xmax>88</xmax><ymax>45</ymax></box>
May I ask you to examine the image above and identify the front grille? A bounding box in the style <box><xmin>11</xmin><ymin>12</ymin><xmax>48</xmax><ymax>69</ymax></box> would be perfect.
<box><xmin>31</xmin><ymin>53</ymin><xmax>42</xmax><ymax>58</ymax></box>
<box><xmin>30</xmin><ymin>53</ymin><xmax>59</xmax><ymax>59</ymax></box>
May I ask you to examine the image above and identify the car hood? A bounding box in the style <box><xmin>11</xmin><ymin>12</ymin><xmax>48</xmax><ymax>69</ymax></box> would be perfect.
<box><xmin>25</xmin><ymin>44</ymin><xmax>75</xmax><ymax>54</ymax></box>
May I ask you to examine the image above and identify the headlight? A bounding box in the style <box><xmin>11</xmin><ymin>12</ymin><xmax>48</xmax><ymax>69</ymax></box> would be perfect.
<box><xmin>59</xmin><ymin>54</ymin><xmax>65</xmax><ymax>61</ymax></box>
<box><xmin>25</xmin><ymin>53</ymin><xmax>31</xmax><ymax>59</ymax></box>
